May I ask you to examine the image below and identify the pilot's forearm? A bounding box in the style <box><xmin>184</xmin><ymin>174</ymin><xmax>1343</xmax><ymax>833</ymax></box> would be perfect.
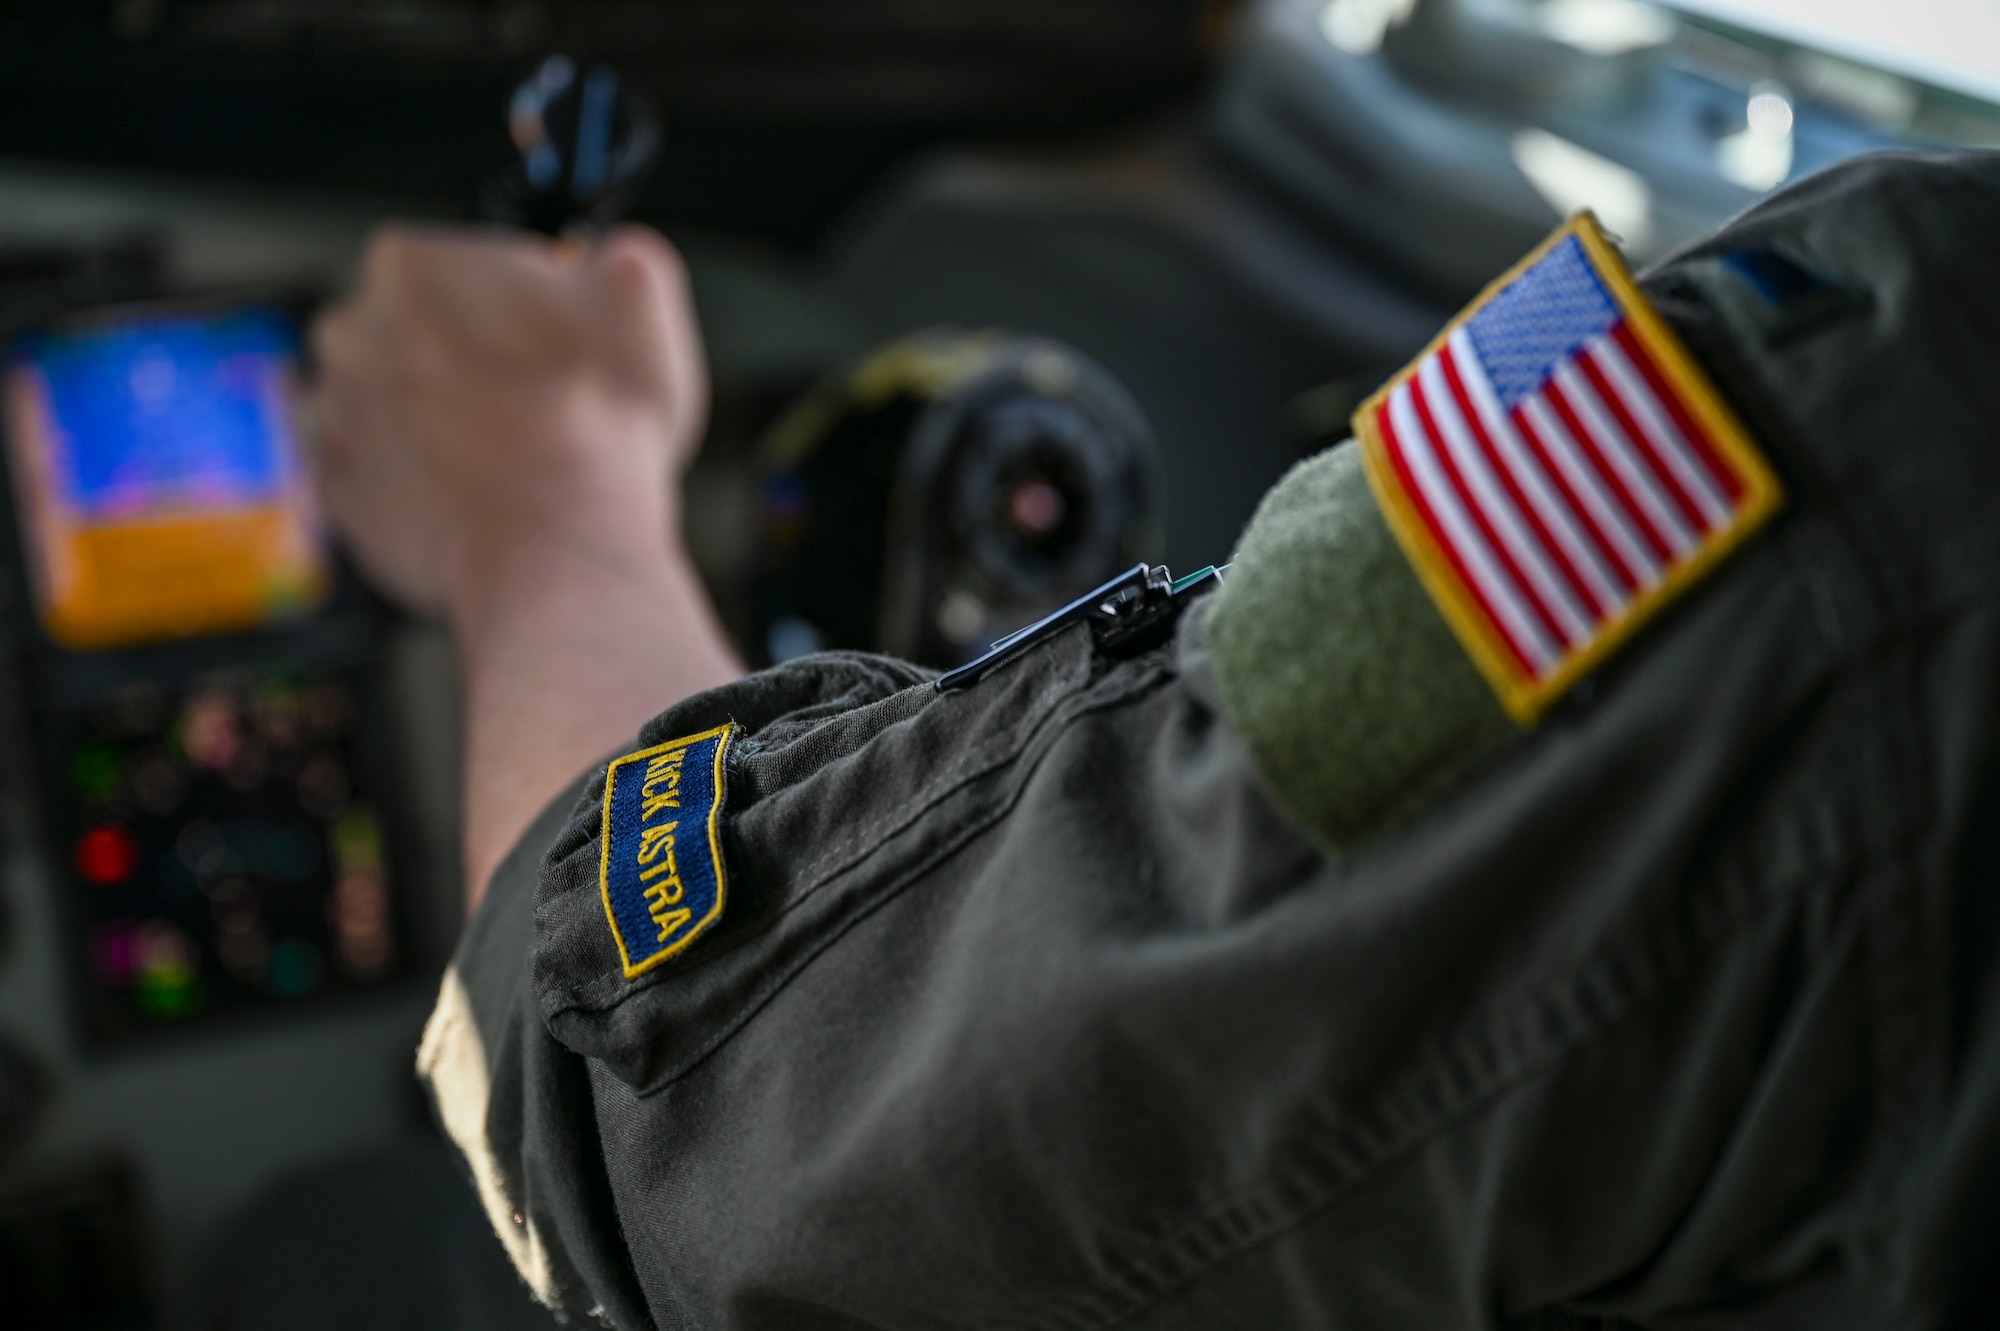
<box><xmin>452</xmin><ymin>511</ymin><xmax>741</xmax><ymax>910</ymax></box>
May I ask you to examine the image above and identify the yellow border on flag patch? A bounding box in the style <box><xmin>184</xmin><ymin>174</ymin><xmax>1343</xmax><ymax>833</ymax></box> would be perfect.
<box><xmin>1351</xmin><ymin>212</ymin><xmax>1783</xmax><ymax>726</ymax></box>
<box><xmin>597</xmin><ymin>723</ymin><xmax>733</xmax><ymax>979</ymax></box>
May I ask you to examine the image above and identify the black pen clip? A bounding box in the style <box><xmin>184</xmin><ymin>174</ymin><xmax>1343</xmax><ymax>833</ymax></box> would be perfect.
<box><xmin>935</xmin><ymin>562</ymin><xmax>1225</xmax><ymax>692</ymax></box>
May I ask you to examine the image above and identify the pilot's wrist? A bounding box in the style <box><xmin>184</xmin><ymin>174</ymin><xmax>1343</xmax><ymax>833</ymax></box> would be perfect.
<box><xmin>446</xmin><ymin>512</ymin><xmax>676</xmax><ymax>640</ymax></box>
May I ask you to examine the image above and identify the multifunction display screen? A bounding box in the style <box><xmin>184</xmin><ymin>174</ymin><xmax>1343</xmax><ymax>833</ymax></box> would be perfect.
<box><xmin>4</xmin><ymin>304</ymin><xmax>327</xmax><ymax>649</ymax></box>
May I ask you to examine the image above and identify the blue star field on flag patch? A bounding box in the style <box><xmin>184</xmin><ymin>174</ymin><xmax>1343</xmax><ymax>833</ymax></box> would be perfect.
<box><xmin>1464</xmin><ymin>235</ymin><xmax>1620</xmax><ymax>411</ymax></box>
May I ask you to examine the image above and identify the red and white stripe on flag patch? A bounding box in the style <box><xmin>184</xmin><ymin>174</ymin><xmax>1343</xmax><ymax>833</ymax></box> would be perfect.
<box><xmin>1354</xmin><ymin>213</ymin><xmax>1782</xmax><ymax>724</ymax></box>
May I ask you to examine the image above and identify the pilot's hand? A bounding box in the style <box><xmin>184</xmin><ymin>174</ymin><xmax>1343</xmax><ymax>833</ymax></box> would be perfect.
<box><xmin>310</xmin><ymin>223</ymin><xmax>739</xmax><ymax>908</ymax></box>
<box><xmin>309</xmin><ymin>224</ymin><xmax>709</xmax><ymax>620</ymax></box>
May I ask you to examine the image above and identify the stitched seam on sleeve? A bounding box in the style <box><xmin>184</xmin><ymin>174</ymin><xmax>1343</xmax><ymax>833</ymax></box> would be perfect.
<box><xmin>777</xmin><ymin>633</ymin><xmax>1106</xmax><ymax>890</ymax></box>
<box><xmin>782</xmin><ymin>662</ymin><xmax>1164</xmax><ymax>905</ymax></box>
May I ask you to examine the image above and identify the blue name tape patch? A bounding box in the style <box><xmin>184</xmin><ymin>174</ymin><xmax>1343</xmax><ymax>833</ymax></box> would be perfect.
<box><xmin>598</xmin><ymin>724</ymin><xmax>732</xmax><ymax>979</ymax></box>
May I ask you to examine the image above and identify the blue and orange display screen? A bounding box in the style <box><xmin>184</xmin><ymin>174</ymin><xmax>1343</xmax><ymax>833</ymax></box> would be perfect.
<box><xmin>20</xmin><ymin>310</ymin><xmax>295</xmax><ymax>517</ymax></box>
<box><xmin>5</xmin><ymin>304</ymin><xmax>328</xmax><ymax>649</ymax></box>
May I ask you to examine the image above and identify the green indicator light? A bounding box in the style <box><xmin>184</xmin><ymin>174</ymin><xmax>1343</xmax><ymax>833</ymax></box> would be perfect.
<box><xmin>71</xmin><ymin>739</ymin><xmax>122</xmax><ymax>801</ymax></box>
<box><xmin>136</xmin><ymin>967</ymin><xmax>199</xmax><ymax>1018</ymax></box>
<box><xmin>333</xmin><ymin>808</ymin><xmax>384</xmax><ymax>873</ymax></box>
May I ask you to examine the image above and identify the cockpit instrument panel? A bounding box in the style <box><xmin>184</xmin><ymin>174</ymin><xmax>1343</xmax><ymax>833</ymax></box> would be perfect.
<box><xmin>0</xmin><ymin>286</ymin><xmax>418</xmax><ymax>1046</ymax></box>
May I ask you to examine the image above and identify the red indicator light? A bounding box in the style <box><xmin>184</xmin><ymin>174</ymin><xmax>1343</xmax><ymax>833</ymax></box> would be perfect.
<box><xmin>1007</xmin><ymin>478</ymin><xmax>1066</xmax><ymax>539</ymax></box>
<box><xmin>75</xmin><ymin>826</ymin><xmax>140</xmax><ymax>886</ymax></box>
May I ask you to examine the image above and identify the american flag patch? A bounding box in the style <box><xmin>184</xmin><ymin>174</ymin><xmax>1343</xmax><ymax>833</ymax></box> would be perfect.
<box><xmin>1354</xmin><ymin>213</ymin><xmax>1782</xmax><ymax>724</ymax></box>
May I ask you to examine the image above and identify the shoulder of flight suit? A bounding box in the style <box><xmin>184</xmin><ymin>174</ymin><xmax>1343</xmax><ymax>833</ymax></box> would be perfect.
<box><xmin>425</xmin><ymin>149</ymin><xmax>2000</xmax><ymax>1331</ymax></box>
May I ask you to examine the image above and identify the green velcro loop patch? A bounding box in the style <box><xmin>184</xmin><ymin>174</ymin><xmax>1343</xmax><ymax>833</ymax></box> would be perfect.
<box><xmin>1205</xmin><ymin>444</ymin><xmax>1514</xmax><ymax>855</ymax></box>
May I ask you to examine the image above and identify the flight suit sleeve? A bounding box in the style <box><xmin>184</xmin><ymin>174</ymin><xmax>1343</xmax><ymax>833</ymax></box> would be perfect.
<box><xmin>426</xmin><ymin>527</ymin><xmax>1902</xmax><ymax>1331</ymax></box>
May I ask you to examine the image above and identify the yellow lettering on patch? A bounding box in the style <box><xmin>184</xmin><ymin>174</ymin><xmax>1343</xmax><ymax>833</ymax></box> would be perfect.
<box><xmin>652</xmin><ymin>907</ymin><xmax>692</xmax><ymax>941</ymax></box>
<box><xmin>642</xmin><ymin>793</ymin><xmax>680</xmax><ymax>820</ymax></box>
<box><xmin>642</xmin><ymin>753</ymin><xmax>683</xmax><ymax>799</ymax></box>
<box><xmin>639</xmin><ymin>849</ymin><xmax>679</xmax><ymax>882</ymax></box>
<box><xmin>637</xmin><ymin>821</ymin><xmax>678</xmax><ymax>863</ymax></box>
<box><xmin>644</xmin><ymin>874</ymin><xmax>684</xmax><ymax>908</ymax></box>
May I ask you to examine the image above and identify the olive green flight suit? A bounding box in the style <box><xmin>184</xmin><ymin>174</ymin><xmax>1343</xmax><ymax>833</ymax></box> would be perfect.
<box><xmin>421</xmin><ymin>150</ymin><xmax>2000</xmax><ymax>1330</ymax></box>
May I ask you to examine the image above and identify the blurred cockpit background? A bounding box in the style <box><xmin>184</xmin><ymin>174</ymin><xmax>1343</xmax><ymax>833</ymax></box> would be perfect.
<box><xmin>0</xmin><ymin>2</ymin><xmax>1993</xmax><ymax>1324</ymax></box>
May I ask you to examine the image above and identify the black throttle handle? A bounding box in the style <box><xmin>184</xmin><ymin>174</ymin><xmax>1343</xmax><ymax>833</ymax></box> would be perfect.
<box><xmin>486</xmin><ymin>55</ymin><xmax>662</xmax><ymax>236</ymax></box>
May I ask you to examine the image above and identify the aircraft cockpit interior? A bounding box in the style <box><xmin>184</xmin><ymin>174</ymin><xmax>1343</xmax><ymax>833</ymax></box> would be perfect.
<box><xmin>0</xmin><ymin>1</ymin><xmax>1994</xmax><ymax>1323</ymax></box>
